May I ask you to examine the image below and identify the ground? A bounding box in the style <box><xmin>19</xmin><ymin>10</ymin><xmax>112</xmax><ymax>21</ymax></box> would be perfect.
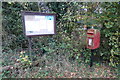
<box><xmin>1</xmin><ymin>51</ymin><xmax>118</xmax><ymax>78</ymax></box>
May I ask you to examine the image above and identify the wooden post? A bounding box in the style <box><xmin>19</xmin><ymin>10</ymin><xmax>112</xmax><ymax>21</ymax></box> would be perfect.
<box><xmin>28</xmin><ymin>37</ymin><xmax>32</xmax><ymax>61</ymax></box>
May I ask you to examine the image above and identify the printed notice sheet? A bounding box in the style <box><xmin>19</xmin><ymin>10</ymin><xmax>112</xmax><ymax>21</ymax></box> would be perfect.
<box><xmin>24</xmin><ymin>15</ymin><xmax>55</xmax><ymax>36</ymax></box>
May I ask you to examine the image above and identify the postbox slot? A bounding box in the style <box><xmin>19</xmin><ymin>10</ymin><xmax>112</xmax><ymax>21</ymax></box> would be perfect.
<box><xmin>87</xmin><ymin>33</ymin><xmax>93</xmax><ymax>35</ymax></box>
<box><xmin>87</xmin><ymin>33</ymin><xmax>94</xmax><ymax>37</ymax></box>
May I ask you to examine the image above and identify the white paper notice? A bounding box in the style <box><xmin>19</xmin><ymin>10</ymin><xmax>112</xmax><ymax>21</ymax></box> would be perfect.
<box><xmin>24</xmin><ymin>15</ymin><xmax>55</xmax><ymax>36</ymax></box>
<box><xmin>88</xmin><ymin>39</ymin><xmax>92</xmax><ymax>46</ymax></box>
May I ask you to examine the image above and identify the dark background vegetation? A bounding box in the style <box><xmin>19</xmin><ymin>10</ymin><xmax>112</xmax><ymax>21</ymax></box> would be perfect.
<box><xmin>1</xmin><ymin>2</ymin><xmax>120</xmax><ymax>78</ymax></box>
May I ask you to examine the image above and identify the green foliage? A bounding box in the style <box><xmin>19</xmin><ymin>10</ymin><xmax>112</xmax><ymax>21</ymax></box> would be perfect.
<box><xmin>96</xmin><ymin>2</ymin><xmax>119</xmax><ymax>67</ymax></box>
<box><xmin>2</xmin><ymin>2</ymin><xmax>120</xmax><ymax>78</ymax></box>
<box><xmin>2</xmin><ymin>2</ymin><xmax>39</xmax><ymax>50</ymax></box>
<box><xmin>2</xmin><ymin>70</ymin><xmax>11</xmax><ymax>78</ymax></box>
<box><xmin>17</xmin><ymin>51</ymin><xmax>32</xmax><ymax>68</ymax></box>
<box><xmin>3</xmin><ymin>2</ymin><xmax>119</xmax><ymax>66</ymax></box>
<box><xmin>33</xmin><ymin>70</ymin><xmax>49</xmax><ymax>78</ymax></box>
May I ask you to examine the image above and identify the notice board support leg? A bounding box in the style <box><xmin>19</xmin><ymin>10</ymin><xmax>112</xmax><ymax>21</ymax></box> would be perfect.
<box><xmin>90</xmin><ymin>49</ymin><xmax>94</xmax><ymax>67</ymax></box>
<box><xmin>28</xmin><ymin>37</ymin><xmax>32</xmax><ymax>61</ymax></box>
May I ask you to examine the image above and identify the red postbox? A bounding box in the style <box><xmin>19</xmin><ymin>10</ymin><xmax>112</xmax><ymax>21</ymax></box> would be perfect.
<box><xmin>86</xmin><ymin>28</ymin><xmax>100</xmax><ymax>49</ymax></box>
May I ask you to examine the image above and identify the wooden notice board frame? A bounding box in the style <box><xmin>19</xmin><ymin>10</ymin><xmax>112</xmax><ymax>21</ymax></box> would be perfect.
<box><xmin>21</xmin><ymin>11</ymin><xmax>56</xmax><ymax>37</ymax></box>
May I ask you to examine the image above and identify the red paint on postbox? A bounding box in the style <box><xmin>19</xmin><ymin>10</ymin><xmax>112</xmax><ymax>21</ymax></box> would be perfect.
<box><xmin>86</xmin><ymin>29</ymin><xmax>100</xmax><ymax>49</ymax></box>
